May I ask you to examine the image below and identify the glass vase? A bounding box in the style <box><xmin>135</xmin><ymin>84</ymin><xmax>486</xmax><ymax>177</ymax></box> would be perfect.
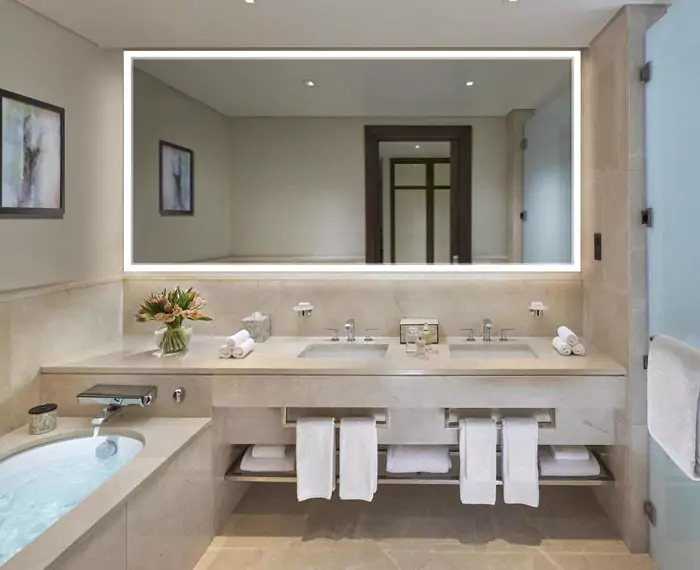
<box><xmin>155</xmin><ymin>325</ymin><xmax>192</xmax><ymax>355</ymax></box>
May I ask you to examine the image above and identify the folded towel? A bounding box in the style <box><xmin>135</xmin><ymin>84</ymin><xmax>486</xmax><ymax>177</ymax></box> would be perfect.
<box><xmin>240</xmin><ymin>446</ymin><xmax>295</xmax><ymax>473</ymax></box>
<box><xmin>572</xmin><ymin>343</ymin><xmax>586</xmax><ymax>356</ymax></box>
<box><xmin>218</xmin><ymin>344</ymin><xmax>233</xmax><ymax>359</ymax></box>
<box><xmin>648</xmin><ymin>335</ymin><xmax>700</xmax><ymax>481</ymax></box>
<box><xmin>252</xmin><ymin>445</ymin><xmax>288</xmax><ymax>459</ymax></box>
<box><xmin>386</xmin><ymin>445</ymin><xmax>451</xmax><ymax>474</ymax></box>
<box><xmin>339</xmin><ymin>418</ymin><xmax>378</xmax><ymax>501</ymax></box>
<box><xmin>552</xmin><ymin>337</ymin><xmax>573</xmax><ymax>356</ymax></box>
<box><xmin>539</xmin><ymin>448</ymin><xmax>600</xmax><ymax>477</ymax></box>
<box><xmin>232</xmin><ymin>338</ymin><xmax>256</xmax><ymax>359</ymax></box>
<box><xmin>550</xmin><ymin>445</ymin><xmax>591</xmax><ymax>461</ymax></box>
<box><xmin>557</xmin><ymin>326</ymin><xmax>579</xmax><ymax>347</ymax></box>
<box><xmin>502</xmin><ymin>417</ymin><xmax>539</xmax><ymax>507</ymax></box>
<box><xmin>296</xmin><ymin>418</ymin><xmax>336</xmax><ymax>501</ymax></box>
<box><xmin>225</xmin><ymin>330</ymin><xmax>252</xmax><ymax>348</ymax></box>
<box><xmin>459</xmin><ymin>418</ymin><xmax>497</xmax><ymax>505</ymax></box>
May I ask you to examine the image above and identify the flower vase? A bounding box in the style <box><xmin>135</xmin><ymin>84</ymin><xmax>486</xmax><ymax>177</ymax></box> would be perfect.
<box><xmin>155</xmin><ymin>325</ymin><xmax>192</xmax><ymax>355</ymax></box>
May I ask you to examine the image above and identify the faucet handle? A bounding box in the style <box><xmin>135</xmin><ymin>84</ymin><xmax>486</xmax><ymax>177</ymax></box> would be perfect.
<box><xmin>460</xmin><ymin>328</ymin><xmax>476</xmax><ymax>342</ymax></box>
<box><xmin>324</xmin><ymin>328</ymin><xmax>340</xmax><ymax>342</ymax></box>
<box><xmin>364</xmin><ymin>328</ymin><xmax>380</xmax><ymax>342</ymax></box>
<box><xmin>499</xmin><ymin>328</ymin><xmax>516</xmax><ymax>342</ymax></box>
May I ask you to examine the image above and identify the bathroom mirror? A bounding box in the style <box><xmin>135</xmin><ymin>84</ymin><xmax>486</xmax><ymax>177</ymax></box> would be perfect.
<box><xmin>125</xmin><ymin>51</ymin><xmax>580</xmax><ymax>272</ymax></box>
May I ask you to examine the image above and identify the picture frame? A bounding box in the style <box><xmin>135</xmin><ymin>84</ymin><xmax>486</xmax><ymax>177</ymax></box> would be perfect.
<box><xmin>0</xmin><ymin>88</ymin><xmax>65</xmax><ymax>219</ymax></box>
<box><xmin>159</xmin><ymin>140</ymin><xmax>194</xmax><ymax>216</ymax></box>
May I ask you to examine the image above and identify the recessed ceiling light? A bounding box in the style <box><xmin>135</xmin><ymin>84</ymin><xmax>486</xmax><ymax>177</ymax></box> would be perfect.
<box><xmin>465</xmin><ymin>81</ymin><xmax>475</xmax><ymax>87</ymax></box>
<box><xmin>415</xmin><ymin>145</ymin><xmax>421</xmax><ymax>149</ymax></box>
<box><xmin>303</xmin><ymin>80</ymin><xmax>316</xmax><ymax>87</ymax></box>
<box><xmin>245</xmin><ymin>0</ymin><xmax>255</xmax><ymax>4</ymax></box>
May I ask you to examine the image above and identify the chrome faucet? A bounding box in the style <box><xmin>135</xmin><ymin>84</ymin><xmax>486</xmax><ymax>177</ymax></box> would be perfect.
<box><xmin>344</xmin><ymin>318</ymin><xmax>356</xmax><ymax>342</ymax></box>
<box><xmin>482</xmin><ymin>318</ymin><xmax>493</xmax><ymax>342</ymax></box>
<box><xmin>92</xmin><ymin>404</ymin><xmax>122</xmax><ymax>428</ymax></box>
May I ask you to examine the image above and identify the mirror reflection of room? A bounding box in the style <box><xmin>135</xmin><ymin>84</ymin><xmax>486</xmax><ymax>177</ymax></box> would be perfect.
<box><xmin>131</xmin><ymin>59</ymin><xmax>573</xmax><ymax>265</ymax></box>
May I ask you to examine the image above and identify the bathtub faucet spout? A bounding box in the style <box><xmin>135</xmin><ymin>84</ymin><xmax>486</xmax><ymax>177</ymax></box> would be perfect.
<box><xmin>92</xmin><ymin>404</ymin><xmax>122</xmax><ymax>428</ymax></box>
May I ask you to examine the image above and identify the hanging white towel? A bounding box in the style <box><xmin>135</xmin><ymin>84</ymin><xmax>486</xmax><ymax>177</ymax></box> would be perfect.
<box><xmin>252</xmin><ymin>445</ymin><xmax>288</xmax><ymax>459</ymax></box>
<box><xmin>232</xmin><ymin>338</ymin><xmax>256</xmax><ymax>359</ymax></box>
<box><xmin>572</xmin><ymin>343</ymin><xmax>586</xmax><ymax>356</ymax></box>
<box><xmin>552</xmin><ymin>337</ymin><xmax>573</xmax><ymax>356</ymax></box>
<box><xmin>386</xmin><ymin>445</ymin><xmax>451</xmax><ymax>474</ymax></box>
<box><xmin>240</xmin><ymin>446</ymin><xmax>295</xmax><ymax>473</ymax></box>
<box><xmin>539</xmin><ymin>448</ymin><xmax>600</xmax><ymax>477</ymax></box>
<box><xmin>557</xmin><ymin>326</ymin><xmax>579</xmax><ymax>347</ymax></box>
<box><xmin>550</xmin><ymin>446</ymin><xmax>590</xmax><ymax>461</ymax></box>
<box><xmin>296</xmin><ymin>418</ymin><xmax>336</xmax><ymax>501</ymax></box>
<box><xmin>502</xmin><ymin>417</ymin><xmax>539</xmax><ymax>507</ymax></box>
<box><xmin>225</xmin><ymin>330</ymin><xmax>252</xmax><ymax>348</ymax></box>
<box><xmin>459</xmin><ymin>418</ymin><xmax>497</xmax><ymax>505</ymax></box>
<box><xmin>339</xmin><ymin>418</ymin><xmax>378</xmax><ymax>501</ymax></box>
<box><xmin>648</xmin><ymin>335</ymin><xmax>700</xmax><ymax>481</ymax></box>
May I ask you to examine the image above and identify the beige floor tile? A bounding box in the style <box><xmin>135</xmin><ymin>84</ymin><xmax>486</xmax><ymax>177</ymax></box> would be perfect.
<box><xmin>545</xmin><ymin>553</ymin><xmax>657</xmax><ymax>570</ymax></box>
<box><xmin>387</xmin><ymin>551</ymin><xmax>537</xmax><ymax>570</ymax></box>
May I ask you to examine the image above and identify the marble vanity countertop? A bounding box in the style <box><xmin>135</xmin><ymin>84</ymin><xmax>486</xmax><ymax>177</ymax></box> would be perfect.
<box><xmin>41</xmin><ymin>335</ymin><xmax>626</xmax><ymax>376</ymax></box>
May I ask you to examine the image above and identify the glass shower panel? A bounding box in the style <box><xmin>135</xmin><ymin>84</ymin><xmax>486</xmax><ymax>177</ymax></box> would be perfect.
<box><xmin>646</xmin><ymin>1</ymin><xmax>700</xmax><ymax>568</ymax></box>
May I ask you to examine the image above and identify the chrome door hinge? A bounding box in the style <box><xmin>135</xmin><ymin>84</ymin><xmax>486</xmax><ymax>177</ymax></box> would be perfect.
<box><xmin>642</xmin><ymin>208</ymin><xmax>654</xmax><ymax>228</ymax></box>
<box><xmin>644</xmin><ymin>500</ymin><xmax>657</xmax><ymax>526</ymax></box>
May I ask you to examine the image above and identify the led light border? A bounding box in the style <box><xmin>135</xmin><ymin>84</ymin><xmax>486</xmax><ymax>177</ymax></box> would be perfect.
<box><xmin>123</xmin><ymin>50</ymin><xmax>582</xmax><ymax>274</ymax></box>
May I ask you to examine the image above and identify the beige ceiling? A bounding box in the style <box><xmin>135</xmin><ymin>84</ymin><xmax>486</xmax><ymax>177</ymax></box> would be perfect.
<box><xmin>17</xmin><ymin>0</ymin><xmax>666</xmax><ymax>49</ymax></box>
<box><xmin>134</xmin><ymin>59</ymin><xmax>571</xmax><ymax>117</ymax></box>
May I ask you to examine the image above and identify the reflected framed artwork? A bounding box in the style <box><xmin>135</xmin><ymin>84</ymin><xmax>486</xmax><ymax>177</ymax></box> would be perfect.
<box><xmin>159</xmin><ymin>140</ymin><xmax>194</xmax><ymax>216</ymax></box>
<box><xmin>0</xmin><ymin>89</ymin><xmax>65</xmax><ymax>218</ymax></box>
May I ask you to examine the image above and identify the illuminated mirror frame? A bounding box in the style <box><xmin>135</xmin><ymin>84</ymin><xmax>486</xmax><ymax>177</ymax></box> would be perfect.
<box><xmin>123</xmin><ymin>50</ymin><xmax>581</xmax><ymax>274</ymax></box>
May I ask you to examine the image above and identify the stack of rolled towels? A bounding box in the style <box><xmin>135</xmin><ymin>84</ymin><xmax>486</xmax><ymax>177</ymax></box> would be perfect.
<box><xmin>552</xmin><ymin>326</ymin><xmax>586</xmax><ymax>357</ymax></box>
<box><xmin>219</xmin><ymin>329</ymin><xmax>256</xmax><ymax>359</ymax></box>
<box><xmin>538</xmin><ymin>445</ymin><xmax>600</xmax><ymax>477</ymax></box>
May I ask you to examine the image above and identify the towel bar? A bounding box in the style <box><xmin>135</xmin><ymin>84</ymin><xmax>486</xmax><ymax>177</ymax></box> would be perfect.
<box><xmin>281</xmin><ymin>407</ymin><xmax>390</xmax><ymax>428</ymax></box>
<box><xmin>444</xmin><ymin>408</ymin><xmax>556</xmax><ymax>430</ymax></box>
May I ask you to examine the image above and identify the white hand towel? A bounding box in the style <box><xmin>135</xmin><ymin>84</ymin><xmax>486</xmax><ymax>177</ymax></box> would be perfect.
<box><xmin>502</xmin><ymin>417</ymin><xmax>539</xmax><ymax>507</ymax></box>
<box><xmin>225</xmin><ymin>330</ymin><xmax>252</xmax><ymax>348</ymax></box>
<box><xmin>218</xmin><ymin>344</ymin><xmax>233</xmax><ymax>359</ymax></box>
<box><xmin>550</xmin><ymin>445</ymin><xmax>591</xmax><ymax>461</ymax></box>
<box><xmin>252</xmin><ymin>445</ymin><xmax>288</xmax><ymax>459</ymax></box>
<box><xmin>240</xmin><ymin>446</ymin><xmax>295</xmax><ymax>473</ymax></box>
<box><xmin>539</xmin><ymin>448</ymin><xmax>600</xmax><ymax>477</ymax></box>
<box><xmin>232</xmin><ymin>338</ymin><xmax>256</xmax><ymax>359</ymax></box>
<box><xmin>339</xmin><ymin>418</ymin><xmax>378</xmax><ymax>501</ymax></box>
<box><xmin>572</xmin><ymin>343</ymin><xmax>586</xmax><ymax>356</ymax></box>
<box><xmin>459</xmin><ymin>418</ymin><xmax>497</xmax><ymax>505</ymax></box>
<box><xmin>552</xmin><ymin>337</ymin><xmax>573</xmax><ymax>356</ymax></box>
<box><xmin>296</xmin><ymin>418</ymin><xmax>336</xmax><ymax>501</ymax></box>
<box><xmin>557</xmin><ymin>326</ymin><xmax>579</xmax><ymax>346</ymax></box>
<box><xmin>386</xmin><ymin>445</ymin><xmax>451</xmax><ymax>474</ymax></box>
<box><xmin>648</xmin><ymin>335</ymin><xmax>700</xmax><ymax>481</ymax></box>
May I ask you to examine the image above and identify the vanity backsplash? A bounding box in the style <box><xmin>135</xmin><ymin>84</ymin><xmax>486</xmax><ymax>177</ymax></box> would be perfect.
<box><xmin>123</xmin><ymin>278</ymin><xmax>582</xmax><ymax>338</ymax></box>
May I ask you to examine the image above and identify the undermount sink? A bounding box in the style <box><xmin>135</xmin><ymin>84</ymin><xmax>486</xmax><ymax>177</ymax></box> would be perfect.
<box><xmin>298</xmin><ymin>343</ymin><xmax>389</xmax><ymax>360</ymax></box>
<box><xmin>449</xmin><ymin>343</ymin><xmax>538</xmax><ymax>359</ymax></box>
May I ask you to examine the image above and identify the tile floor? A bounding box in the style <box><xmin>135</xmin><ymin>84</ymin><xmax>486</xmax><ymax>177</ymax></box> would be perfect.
<box><xmin>194</xmin><ymin>485</ymin><xmax>657</xmax><ymax>570</ymax></box>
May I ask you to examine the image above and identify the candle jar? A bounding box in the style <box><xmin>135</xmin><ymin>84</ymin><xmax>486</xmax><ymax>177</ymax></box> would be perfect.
<box><xmin>28</xmin><ymin>403</ymin><xmax>58</xmax><ymax>435</ymax></box>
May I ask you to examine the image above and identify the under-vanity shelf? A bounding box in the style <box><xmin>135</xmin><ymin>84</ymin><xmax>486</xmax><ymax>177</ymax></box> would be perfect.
<box><xmin>225</xmin><ymin>446</ymin><xmax>614</xmax><ymax>487</ymax></box>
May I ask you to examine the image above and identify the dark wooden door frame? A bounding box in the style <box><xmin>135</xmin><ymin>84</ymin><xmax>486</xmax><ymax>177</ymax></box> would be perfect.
<box><xmin>364</xmin><ymin>125</ymin><xmax>473</xmax><ymax>263</ymax></box>
<box><xmin>390</xmin><ymin>158</ymin><xmax>451</xmax><ymax>264</ymax></box>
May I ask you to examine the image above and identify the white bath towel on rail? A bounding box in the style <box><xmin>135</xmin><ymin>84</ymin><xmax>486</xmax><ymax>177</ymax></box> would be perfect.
<box><xmin>502</xmin><ymin>417</ymin><xmax>539</xmax><ymax>507</ymax></box>
<box><xmin>296</xmin><ymin>417</ymin><xmax>336</xmax><ymax>501</ymax></box>
<box><xmin>648</xmin><ymin>335</ymin><xmax>700</xmax><ymax>481</ymax></box>
<box><xmin>339</xmin><ymin>418</ymin><xmax>378</xmax><ymax>501</ymax></box>
<box><xmin>459</xmin><ymin>418</ymin><xmax>497</xmax><ymax>505</ymax></box>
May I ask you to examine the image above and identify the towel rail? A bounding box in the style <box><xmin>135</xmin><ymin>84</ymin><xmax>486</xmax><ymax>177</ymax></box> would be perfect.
<box><xmin>281</xmin><ymin>407</ymin><xmax>390</xmax><ymax>428</ymax></box>
<box><xmin>444</xmin><ymin>408</ymin><xmax>556</xmax><ymax>430</ymax></box>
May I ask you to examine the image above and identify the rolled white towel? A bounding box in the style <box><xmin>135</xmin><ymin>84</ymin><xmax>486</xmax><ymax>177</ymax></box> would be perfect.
<box><xmin>232</xmin><ymin>337</ymin><xmax>256</xmax><ymax>359</ymax></box>
<box><xmin>552</xmin><ymin>337</ymin><xmax>573</xmax><ymax>356</ymax></box>
<box><xmin>557</xmin><ymin>326</ymin><xmax>579</xmax><ymax>347</ymax></box>
<box><xmin>218</xmin><ymin>344</ymin><xmax>233</xmax><ymax>359</ymax></box>
<box><xmin>225</xmin><ymin>330</ymin><xmax>252</xmax><ymax>348</ymax></box>
<box><xmin>572</xmin><ymin>343</ymin><xmax>586</xmax><ymax>356</ymax></box>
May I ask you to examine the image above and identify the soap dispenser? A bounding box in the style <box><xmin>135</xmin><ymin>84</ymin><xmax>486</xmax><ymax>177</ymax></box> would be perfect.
<box><xmin>420</xmin><ymin>322</ymin><xmax>433</xmax><ymax>354</ymax></box>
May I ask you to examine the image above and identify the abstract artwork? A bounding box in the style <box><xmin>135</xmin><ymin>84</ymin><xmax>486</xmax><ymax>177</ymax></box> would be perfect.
<box><xmin>159</xmin><ymin>140</ymin><xmax>194</xmax><ymax>215</ymax></box>
<box><xmin>0</xmin><ymin>89</ymin><xmax>65</xmax><ymax>218</ymax></box>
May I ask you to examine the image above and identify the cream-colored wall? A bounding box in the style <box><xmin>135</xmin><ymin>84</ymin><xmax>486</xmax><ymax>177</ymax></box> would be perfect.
<box><xmin>0</xmin><ymin>0</ymin><xmax>124</xmax><ymax>436</ymax></box>
<box><xmin>0</xmin><ymin>0</ymin><xmax>123</xmax><ymax>293</ymax></box>
<box><xmin>132</xmin><ymin>71</ymin><xmax>233</xmax><ymax>263</ymax></box>
<box><xmin>228</xmin><ymin>117</ymin><xmax>508</xmax><ymax>261</ymax></box>
<box><xmin>582</xmin><ymin>5</ymin><xmax>667</xmax><ymax>554</ymax></box>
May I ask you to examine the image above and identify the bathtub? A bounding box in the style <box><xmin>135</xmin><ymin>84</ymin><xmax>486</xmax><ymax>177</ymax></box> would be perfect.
<box><xmin>0</xmin><ymin>435</ymin><xmax>143</xmax><ymax>567</ymax></box>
